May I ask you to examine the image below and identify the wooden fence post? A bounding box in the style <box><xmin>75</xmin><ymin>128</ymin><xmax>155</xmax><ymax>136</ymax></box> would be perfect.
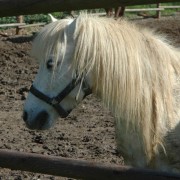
<box><xmin>156</xmin><ymin>3</ymin><xmax>161</xmax><ymax>18</ymax></box>
<box><xmin>16</xmin><ymin>15</ymin><xmax>24</xmax><ymax>35</ymax></box>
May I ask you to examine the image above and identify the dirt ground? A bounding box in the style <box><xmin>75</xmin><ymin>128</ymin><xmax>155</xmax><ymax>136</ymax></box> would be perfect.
<box><xmin>0</xmin><ymin>14</ymin><xmax>180</xmax><ymax>179</ymax></box>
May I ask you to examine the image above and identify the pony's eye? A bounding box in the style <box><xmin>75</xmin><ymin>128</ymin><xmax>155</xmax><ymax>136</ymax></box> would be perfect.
<box><xmin>46</xmin><ymin>59</ymin><xmax>54</xmax><ymax>70</ymax></box>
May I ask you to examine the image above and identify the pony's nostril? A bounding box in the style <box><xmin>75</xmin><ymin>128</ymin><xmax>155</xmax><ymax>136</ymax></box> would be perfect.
<box><xmin>36</xmin><ymin>111</ymin><xmax>49</xmax><ymax>129</ymax></box>
<box><xmin>23</xmin><ymin>111</ymin><xmax>49</xmax><ymax>130</ymax></box>
<box><xmin>23</xmin><ymin>111</ymin><xmax>28</xmax><ymax>122</ymax></box>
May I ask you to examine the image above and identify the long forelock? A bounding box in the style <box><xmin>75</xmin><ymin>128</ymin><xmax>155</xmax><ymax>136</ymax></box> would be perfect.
<box><xmin>31</xmin><ymin>18</ymin><xmax>73</xmax><ymax>67</ymax></box>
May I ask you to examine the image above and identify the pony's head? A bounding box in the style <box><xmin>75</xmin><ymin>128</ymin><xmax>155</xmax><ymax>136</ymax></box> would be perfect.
<box><xmin>23</xmin><ymin>17</ymin><xmax>92</xmax><ymax>130</ymax></box>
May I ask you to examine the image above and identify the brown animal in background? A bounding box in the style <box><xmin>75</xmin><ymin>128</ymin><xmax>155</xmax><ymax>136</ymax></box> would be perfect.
<box><xmin>105</xmin><ymin>6</ymin><xmax>125</xmax><ymax>17</ymax></box>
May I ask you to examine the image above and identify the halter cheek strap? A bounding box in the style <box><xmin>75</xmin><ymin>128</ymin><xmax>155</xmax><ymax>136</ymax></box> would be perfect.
<box><xmin>29</xmin><ymin>78</ymin><xmax>91</xmax><ymax>118</ymax></box>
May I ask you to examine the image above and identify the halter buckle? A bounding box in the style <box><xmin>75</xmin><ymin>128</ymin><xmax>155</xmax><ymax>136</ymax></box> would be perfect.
<box><xmin>51</xmin><ymin>99</ymin><xmax>59</xmax><ymax>105</ymax></box>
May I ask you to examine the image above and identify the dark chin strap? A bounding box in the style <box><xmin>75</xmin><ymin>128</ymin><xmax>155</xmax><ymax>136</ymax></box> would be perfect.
<box><xmin>30</xmin><ymin>78</ymin><xmax>91</xmax><ymax>118</ymax></box>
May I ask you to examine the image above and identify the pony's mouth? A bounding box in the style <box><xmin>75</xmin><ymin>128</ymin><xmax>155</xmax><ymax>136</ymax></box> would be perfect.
<box><xmin>23</xmin><ymin>111</ymin><xmax>52</xmax><ymax>130</ymax></box>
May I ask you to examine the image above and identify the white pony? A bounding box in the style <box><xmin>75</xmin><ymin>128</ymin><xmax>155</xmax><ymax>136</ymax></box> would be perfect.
<box><xmin>23</xmin><ymin>14</ymin><xmax>180</xmax><ymax>172</ymax></box>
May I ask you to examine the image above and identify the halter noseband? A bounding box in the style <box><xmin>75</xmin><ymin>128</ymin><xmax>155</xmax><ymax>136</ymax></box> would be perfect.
<box><xmin>30</xmin><ymin>78</ymin><xmax>91</xmax><ymax>118</ymax></box>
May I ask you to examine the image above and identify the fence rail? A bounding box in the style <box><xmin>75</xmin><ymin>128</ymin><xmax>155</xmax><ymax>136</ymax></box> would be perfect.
<box><xmin>0</xmin><ymin>23</ymin><xmax>26</xmax><ymax>28</ymax></box>
<box><xmin>0</xmin><ymin>149</ymin><xmax>179</xmax><ymax>180</ymax></box>
<box><xmin>160</xmin><ymin>5</ymin><xmax>180</xmax><ymax>9</ymax></box>
<box><xmin>125</xmin><ymin>7</ymin><xmax>164</xmax><ymax>12</ymax></box>
<box><xmin>0</xmin><ymin>22</ymin><xmax>46</xmax><ymax>35</ymax></box>
<box><xmin>18</xmin><ymin>23</ymin><xmax>46</xmax><ymax>28</ymax></box>
<box><xmin>0</xmin><ymin>0</ymin><xmax>177</xmax><ymax>17</ymax></box>
<box><xmin>0</xmin><ymin>23</ymin><xmax>45</xmax><ymax>28</ymax></box>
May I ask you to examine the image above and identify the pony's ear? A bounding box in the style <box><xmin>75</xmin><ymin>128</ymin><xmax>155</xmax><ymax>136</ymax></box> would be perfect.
<box><xmin>48</xmin><ymin>14</ymin><xmax>58</xmax><ymax>22</ymax></box>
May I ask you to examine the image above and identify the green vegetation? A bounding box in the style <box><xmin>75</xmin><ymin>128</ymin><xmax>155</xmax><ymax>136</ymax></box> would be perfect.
<box><xmin>0</xmin><ymin>12</ymin><xmax>68</xmax><ymax>24</ymax></box>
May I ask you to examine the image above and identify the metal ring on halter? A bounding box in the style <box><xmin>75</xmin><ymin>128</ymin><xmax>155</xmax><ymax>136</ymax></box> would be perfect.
<box><xmin>29</xmin><ymin>78</ymin><xmax>91</xmax><ymax>118</ymax></box>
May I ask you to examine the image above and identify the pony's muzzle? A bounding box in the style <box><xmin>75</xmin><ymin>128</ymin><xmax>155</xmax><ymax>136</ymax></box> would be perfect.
<box><xmin>23</xmin><ymin>111</ymin><xmax>28</xmax><ymax>122</ymax></box>
<box><xmin>23</xmin><ymin>110</ymin><xmax>49</xmax><ymax>130</ymax></box>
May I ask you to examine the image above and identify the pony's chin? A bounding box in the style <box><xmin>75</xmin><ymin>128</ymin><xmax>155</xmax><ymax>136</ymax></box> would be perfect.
<box><xmin>25</xmin><ymin>120</ymin><xmax>53</xmax><ymax>130</ymax></box>
<box><xmin>26</xmin><ymin>125</ymin><xmax>51</xmax><ymax>131</ymax></box>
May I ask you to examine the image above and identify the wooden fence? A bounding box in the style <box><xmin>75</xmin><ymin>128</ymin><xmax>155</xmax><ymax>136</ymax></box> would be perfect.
<box><xmin>0</xmin><ymin>23</ymin><xmax>26</xmax><ymax>28</ymax></box>
<box><xmin>0</xmin><ymin>22</ymin><xmax>46</xmax><ymax>35</ymax></box>
<box><xmin>0</xmin><ymin>149</ymin><xmax>180</xmax><ymax>180</ymax></box>
<box><xmin>92</xmin><ymin>4</ymin><xmax>180</xmax><ymax>18</ymax></box>
<box><xmin>0</xmin><ymin>3</ymin><xmax>180</xmax><ymax>34</ymax></box>
<box><xmin>91</xmin><ymin>8</ymin><xmax>164</xmax><ymax>17</ymax></box>
<box><xmin>0</xmin><ymin>0</ymin><xmax>178</xmax><ymax>17</ymax></box>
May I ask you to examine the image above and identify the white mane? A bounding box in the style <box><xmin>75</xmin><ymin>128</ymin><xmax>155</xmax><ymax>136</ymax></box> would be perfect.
<box><xmin>31</xmin><ymin>14</ymin><xmax>180</xmax><ymax>170</ymax></box>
